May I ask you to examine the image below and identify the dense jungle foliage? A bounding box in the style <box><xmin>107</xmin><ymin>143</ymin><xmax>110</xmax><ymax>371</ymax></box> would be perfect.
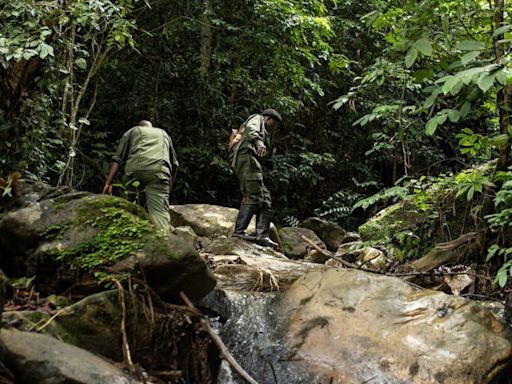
<box><xmin>2</xmin><ymin>0</ymin><xmax>512</xmax><ymax>286</ymax></box>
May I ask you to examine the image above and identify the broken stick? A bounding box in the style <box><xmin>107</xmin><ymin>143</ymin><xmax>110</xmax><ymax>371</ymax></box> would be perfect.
<box><xmin>179</xmin><ymin>291</ymin><xmax>259</xmax><ymax>384</ymax></box>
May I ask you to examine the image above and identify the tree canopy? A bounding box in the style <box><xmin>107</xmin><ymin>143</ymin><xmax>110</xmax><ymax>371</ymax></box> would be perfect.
<box><xmin>2</xmin><ymin>0</ymin><xmax>512</xmax><ymax>285</ymax></box>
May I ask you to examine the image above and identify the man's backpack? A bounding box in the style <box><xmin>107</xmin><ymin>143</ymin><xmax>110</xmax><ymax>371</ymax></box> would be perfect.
<box><xmin>228</xmin><ymin>124</ymin><xmax>245</xmax><ymax>151</ymax></box>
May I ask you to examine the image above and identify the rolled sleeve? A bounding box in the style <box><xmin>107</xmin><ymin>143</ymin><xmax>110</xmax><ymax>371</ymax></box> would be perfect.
<box><xmin>245</xmin><ymin>115</ymin><xmax>264</xmax><ymax>147</ymax></box>
<box><xmin>169</xmin><ymin>140</ymin><xmax>179</xmax><ymax>168</ymax></box>
<box><xmin>112</xmin><ymin>130</ymin><xmax>132</xmax><ymax>165</ymax></box>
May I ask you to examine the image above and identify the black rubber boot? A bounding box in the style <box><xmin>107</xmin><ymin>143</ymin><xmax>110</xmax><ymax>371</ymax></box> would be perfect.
<box><xmin>255</xmin><ymin>208</ymin><xmax>278</xmax><ymax>248</ymax></box>
<box><xmin>232</xmin><ymin>204</ymin><xmax>256</xmax><ymax>241</ymax></box>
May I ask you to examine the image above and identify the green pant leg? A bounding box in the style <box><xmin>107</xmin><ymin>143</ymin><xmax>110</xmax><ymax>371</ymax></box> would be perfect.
<box><xmin>234</xmin><ymin>154</ymin><xmax>271</xmax><ymax>208</ymax></box>
<box><xmin>131</xmin><ymin>170</ymin><xmax>171</xmax><ymax>231</ymax></box>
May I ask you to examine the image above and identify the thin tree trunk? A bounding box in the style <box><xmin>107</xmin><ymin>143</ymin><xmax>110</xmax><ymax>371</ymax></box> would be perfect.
<box><xmin>494</xmin><ymin>0</ymin><xmax>512</xmax><ymax>173</ymax></box>
<box><xmin>199</xmin><ymin>0</ymin><xmax>212</xmax><ymax>78</ymax></box>
<box><xmin>476</xmin><ymin>0</ymin><xmax>511</xmax><ymax>254</ymax></box>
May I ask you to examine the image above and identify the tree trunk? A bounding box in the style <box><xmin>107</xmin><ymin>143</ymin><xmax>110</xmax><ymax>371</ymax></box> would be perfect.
<box><xmin>476</xmin><ymin>0</ymin><xmax>512</xmax><ymax>255</ymax></box>
<box><xmin>199</xmin><ymin>0</ymin><xmax>212</xmax><ymax>78</ymax></box>
<box><xmin>494</xmin><ymin>0</ymin><xmax>511</xmax><ymax>173</ymax></box>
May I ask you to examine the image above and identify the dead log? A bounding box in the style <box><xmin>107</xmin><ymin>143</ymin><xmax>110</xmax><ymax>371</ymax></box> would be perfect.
<box><xmin>406</xmin><ymin>232</ymin><xmax>477</xmax><ymax>272</ymax></box>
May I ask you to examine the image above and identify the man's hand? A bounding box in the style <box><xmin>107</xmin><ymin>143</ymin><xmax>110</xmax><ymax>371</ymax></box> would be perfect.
<box><xmin>103</xmin><ymin>184</ymin><xmax>113</xmax><ymax>195</ymax></box>
<box><xmin>256</xmin><ymin>145</ymin><xmax>267</xmax><ymax>157</ymax></box>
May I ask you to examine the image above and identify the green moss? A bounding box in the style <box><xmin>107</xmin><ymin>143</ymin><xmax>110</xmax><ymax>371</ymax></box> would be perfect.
<box><xmin>143</xmin><ymin>236</ymin><xmax>175</xmax><ymax>260</ymax></box>
<box><xmin>47</xmin><ymin>196</ymin><xmax>162</xmax><ymax>285</ymax></box>
<box><xmin>51</xmin><ymin>192</ymin><xmax>91</xmax><ymax>209</ymax></box>
<box><xmin>81</xmin><ymin>195</ymin><xmax>148</xmax><ymax>220</ymax></box>
<box><xmin>57</xmin><ymin>206</ymin><xmax>153</xmax><ymax>269</ymax></box>
<box><xmin>41</xmin><ymin>224</ymin><xmax>68</xmax><ymax>240</ymax></box>
<box><xmin>359</xmin><ymin>204</ymin><xmax>410</xmax><ymax>241</ymax></box>
<box><xmin>2</xmin><ymin>311</ymin><xmax>78</xmax><ymax>344</ymax></box>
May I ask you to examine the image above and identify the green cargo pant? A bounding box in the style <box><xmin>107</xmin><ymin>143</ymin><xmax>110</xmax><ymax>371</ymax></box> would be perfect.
<box><xmin>233</xmin><ymin>153</ymin><xmax>271</xmax><ymax>209</ymax></box>
<box><xmin>129</xmin><ymin>169</ymin><xmax>171</xmax><ymax>231</ymax></box>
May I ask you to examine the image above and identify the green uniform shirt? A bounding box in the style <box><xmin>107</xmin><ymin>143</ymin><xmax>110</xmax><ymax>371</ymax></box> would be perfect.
<box><xmin>113</xmin><ymin>126</ymin><xmax>179</xmax><ymax>177</ymax></box>
<box><xmin>238</xmin><ymin>114</ymin><xmax>269</xmax><ymax>153</ymax></box>
<box><xmin>231</xmin><ymin>114</ymin><xmax>270</xmax><ymax>168</ymax></box>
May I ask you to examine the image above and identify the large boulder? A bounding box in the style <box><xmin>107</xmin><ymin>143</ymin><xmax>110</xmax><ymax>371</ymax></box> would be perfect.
<box><xmin>300</xmin><ymin>217</ymin><xmax>347</xmax><ymax>251</ymax></box>
<box><xmin>170</xmin><ymin>204</ymin><xmax>256</xmax><ymax>238</ymax></box>
<box><xmin>358</xmin><ymin>202</ymin><xmax>422</xmax><ymax>242</ymax></box>
<box><xmin>0</xmin><ymin>328</ymin><xmax>142</xmax><ymax>384</ymax></box>
<box><xmin>278</xmin><ymin>227</ymin><xmax>327</xmax><ymax>260</ymax></box>
<box><xmin>0</xmin><ymin>193</ymin><xmax>216</xmax><ymax>301</ymax></box>
<box><xmin>2</xmin><ymin>290</ymin><xmax>212</xmax><ymax>373</ymax></box>
<box><xmin>279</xmin><ymin>269</ymin><xmax>512</xmax><ymax>383</ymax></box>
<box><xmin>202</xmin><ymin>269</ymin><xmax>512</xmax><ymax>384</ymax></box>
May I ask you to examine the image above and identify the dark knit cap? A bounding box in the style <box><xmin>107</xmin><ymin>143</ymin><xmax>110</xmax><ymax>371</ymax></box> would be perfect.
<box><xmin>261</xmin><ymin>108</ymin><xmax>282</xmax><ymax>122</ymax></box>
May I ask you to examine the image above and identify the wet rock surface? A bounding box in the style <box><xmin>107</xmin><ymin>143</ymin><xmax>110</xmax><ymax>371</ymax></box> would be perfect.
<box><xmin>203</xmin><ymin>269</ymin><xmax>512</xmax><ymax>384</ymax></box>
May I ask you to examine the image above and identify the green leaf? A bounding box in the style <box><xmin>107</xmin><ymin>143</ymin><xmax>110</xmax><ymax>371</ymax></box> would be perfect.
<box><xmin>467</xmin><ymin>186</ymin><xmax>475</xmax><ymax>200</ymax></box>
<box><xmin>493</xmin><ymin>25</ymin><xmax>512</xmax><ymax>37</ymax></box>
<box><xmin>78</xmin><ymin>117</ymin><xmax>90</xmax><ymax>126</ymax></box>
<box><xmin>477</xmin><ymin>73</ymin><xmax>495</xmax><ymax>92</ymax></box>
<box><xmin>442</xmin><ymin>76</ymin><xmax>459</xmax><ymax>95</ymax></box>
<box><xmin>414</xmin><ymin>38</ymin><xmax>432</xmax><ymax>56</ymax></box>
<box><xmin>460</xmin><ymin>102</ymin><xmax>471</xmax><ymax>117</ymax></box>
<box><xmin>456</xmin><ymin>184</ymin><xmax>470</xmax><ymax>198</ymax></box>
<box><xmin>459</xmin><ymin>64</ymin><xmax>498</xmax><ymax>77</ymax></box>
<box><xmin>447</xmin><ymin>110</ymin><xmax>460</xmax><ymax>123</ymax></box>
<box><xmin>456</xmin><ymin>40</ymin><xmax>486</xmax><ymax>51</ymax></box>
<box><xmin>331</xmin><ymin>96</ymin><xmax>349</xmax><ymax>110</ymax></box>
<box><xmin>39</xmin><ymin>43</ymin><xmax>53</xmax><ymax>59</ymax></box>
<box><xmin>75</xmin><ymin>58</ymin><xmax>87</xmax><ymax>70</ymax></box>
<box><xmin>497</xmin><ymin>268</ymin><xmax>508</xmax><ymax>288</ymax></box>
<box><xmin>491</xmin><ymin>134</ymin><xmax>510</xmax><ymax>148</ymax></box>
<box><xmin>495</xmin><ymin>69</ymin><xmax>508</xmax><ymax>85</ymax></box>
<box><xmin>460</xmin><ymin>51</ymin><xmax>480</xmax><ymax>66</ymax></box>
<box><xmin>450</xmin><ymin>80</ymin><xmax>463</xmax><ymax>96</ymax></box>
<box><xmin>442</xmin><ymin>18</ymin><xmax>450</xmax><ymax>35</ymax></box>
<box><xmin>425</xmin><ymin>117</ymin><xmax>438</xmax><ymax>136</ymax></box>
<box><xmin>405</xmin><ymin>47</ymin><xmax>418</xmax><ymax>68</ymax></box>
<box><xmin>423</xmin><ymin>92</ymin><xmax>438</xmax><ymax>109</ymax></box>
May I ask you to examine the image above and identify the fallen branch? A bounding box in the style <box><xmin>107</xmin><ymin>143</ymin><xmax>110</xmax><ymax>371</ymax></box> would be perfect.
<box><xmin>28</xmin><ymin>308</ymin><xmax>66</xmax><ymax>333</ymax></box>
<box><xmin>300</xmin><ymin>234</ymin><xmax>486</xmax><ymax>279</ymax></box>
<box><xmin>300</xmin><ymin>234</ymin><xmax>384</xmax><ymax>274</ymax></box>
<box><xmin>179</xmin><ymin>291</ymin><xmax>259</xmax><ymax>384</ymax></box>
<box><xmin>112</xmin><ymin>279</ymin><xmax>134</xmax><ymax>371</ymax></box>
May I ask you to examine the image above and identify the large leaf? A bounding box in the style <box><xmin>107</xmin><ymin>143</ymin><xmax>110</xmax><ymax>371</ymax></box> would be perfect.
<box><xmin>495</xmin><ymin>69</ymin><xmax>508</xmax><ymax>85</ymax></box>
<box><xmin>423</xmin><ymin>90</ymin><xmax>439</xmax><ymax>109</ymax></box>
<box><xmin>442</xmin><ymin>76</ymin><xmax>459</xmax><ymax>95</ymax></box>
<box><xmin>460</xmin><ymin>102</ymin><xmax>471</xmax><ymax>117</ymax></box>
<box><xmin>477</xmin><ymin>73</ymin><xmax>495</xmax><ymax>92</ymax></box>
<box><xmin>414</xmin><ymin>38</ymin><xmax>432</xmax><ymax>56</ymax></box>
<box><xmin>460</xmin><ymin>51</ymin><xmax>480</xmax><ymax>66</ymax></box>
<box><xmin>39</xmin><ymin>43</ymin><xmax>54</xmax><ymax>59</ymax></box>
<box><xmin>491</xmin><ymin>134</ymin><xmax>510</xmax><ymax>148</ymax></box>
<box><xmin>493</xmin><ymin>24</ymin><xmax>512</xmax><ymax>37</ymax></box>
<box><xmin>405</xmin><ymin>47</ymin><xmax>418</xmax><ymax>68</ymax></box>
<box><xmin>447</xmin><ymin>109</ymin><xmax>461</xmax><ymax>123</ymax></box>
<box><xmin>456</xmin><ymin>40</ymin><xmax>486</xmax><ymax>51</ymax></box>
<box><xmin>426</xmin><ymin>117</ymin><xmax>438</xmax><ymax>136</ymax></box>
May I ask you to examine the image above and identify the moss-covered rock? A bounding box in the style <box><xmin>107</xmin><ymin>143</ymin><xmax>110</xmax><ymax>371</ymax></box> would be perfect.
<box><xmin>300</xmin><ymin>217</ymin><xmax>347</xmax><ymax>251</ymax></box>
<box><xmin>358</xmin><ymin>202</ymin><xmax>422</xmax><ymax>242</ymax></box>
<box><xmin>357</xmin><ymin>163</ymin><xmax>497</xmax><ymax>261</ymax></box>
<box><xmin>0</xmin><ymin>193</ymin><xmax>216</xmax><ymax>301</ymax></box>
<box><xmin>278</xmin><ymin>227</ymin><xmax>327</xmax><ymax>260</ymax></box>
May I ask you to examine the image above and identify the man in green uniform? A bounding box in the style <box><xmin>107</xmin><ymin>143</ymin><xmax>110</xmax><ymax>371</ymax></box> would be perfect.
<box><xmin>103</xmin><ymin>120</ymin><xmax>179</xmax><ymax>232</ymax></box>
<box><xmin>230</xmin><ymin>109</ymin><xmax>281</xmax><ymax>248</ymax></box>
